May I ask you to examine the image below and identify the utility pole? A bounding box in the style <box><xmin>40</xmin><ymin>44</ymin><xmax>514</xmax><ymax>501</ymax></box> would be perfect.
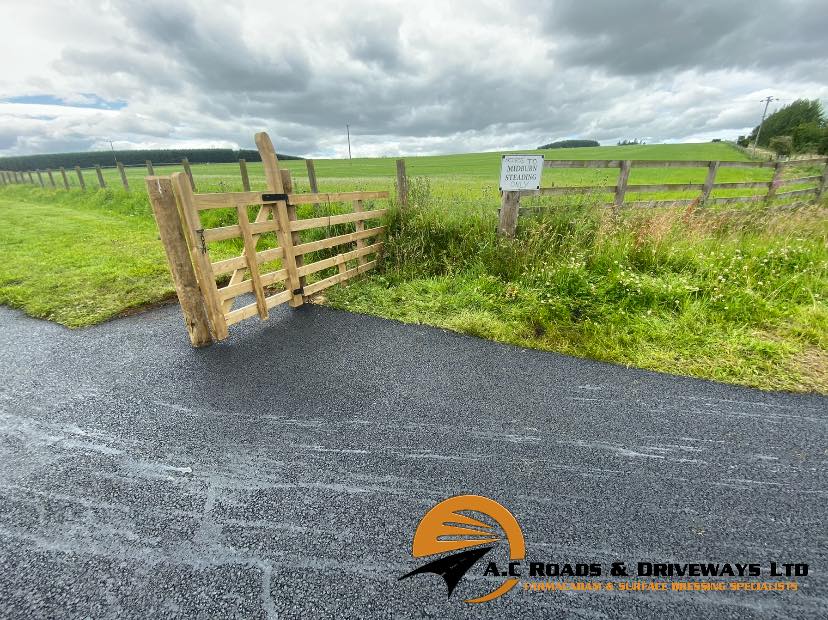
<box><xmin>346</xmin><ymin>124</ymin><xmax>352</xmax><ymax>160</ymax></box>
<box><xmin>752</xmin><ymin>96</ymin><xmax>778</xmax><ymax>157</ymax></box>
<box><xmin>109</xmin><ymin>140</ymin><xmax>118</xmax><ymax>166</ymax></box>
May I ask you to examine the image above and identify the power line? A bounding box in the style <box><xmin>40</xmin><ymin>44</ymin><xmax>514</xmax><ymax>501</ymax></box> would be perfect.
<box><xmin>752</xmin><ymin>96</ymin><xmax>778</xmax><ymax>157</ymax></box>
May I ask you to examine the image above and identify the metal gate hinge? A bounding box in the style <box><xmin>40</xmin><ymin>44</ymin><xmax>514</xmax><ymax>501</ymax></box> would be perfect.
<box><xmin>292</xmin><ymin>287</ymin><xmax>304</xmax><ymax>296</ymax></box>
<box><xmin>195</xmin><ymin>228</ymin><xmax>207</xmax><ymax>253</ymax></box>
<box><xmin>262</xmin><ymin>193</ymin><xmax>289</xmax><ymax>202</ymax></box>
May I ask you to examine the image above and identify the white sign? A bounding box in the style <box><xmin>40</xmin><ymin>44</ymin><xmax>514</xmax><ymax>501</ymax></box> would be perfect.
<box><xmin>500</xmin><ymin>155</ymin><xmax>544</xmax><ymax>191</ymax></box>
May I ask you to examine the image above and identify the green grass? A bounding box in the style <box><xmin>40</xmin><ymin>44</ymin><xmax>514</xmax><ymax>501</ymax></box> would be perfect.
<box><xmin>2</xmin><ymin>141</ymin><xmax>826</xmax><ymax>392</ymax></box>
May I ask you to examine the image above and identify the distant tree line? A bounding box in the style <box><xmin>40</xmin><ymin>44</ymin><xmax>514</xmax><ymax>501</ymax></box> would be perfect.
<box><xmin>617</xmin><ymin>138</ymin><xmax>646</xmax><ymax>146</ymax></box>
<box><xmin>0</xmin><ymin>148</ymin><xmax>302</xmax><ymax>172</ymax></box>
<box><xmin>537</xmin><ymin>139</ymin><xmax>600</xmax><ymax>149</ymax></box>
<box><xmin>736</xmin><ymin>99</ymin><xmax>827</xmax><ymax>156</ymax></box>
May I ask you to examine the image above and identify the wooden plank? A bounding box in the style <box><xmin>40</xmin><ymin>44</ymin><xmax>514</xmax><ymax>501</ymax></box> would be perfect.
<box><xmin>290</xmin><ymin>208</ymin><xmax>387</xmax><ymax>232</ymax></box>
<box><xmin>235</xmin><ymin>203</ymin><xmax>269</xmax><ymax>319</ymax></box>
<box><xmin>303</xmin><ymin>260</ymin><xmax>378</xmax><ymax>297</ymax></box>
<box><xmin>712</xmin><ymin>181</ymin><xmax>771</xmax><ymax>189</ymax></box>
<box><xmin>279</xmin><ymin>169</ymin><xmax>307</xmax><ymax>291</ymax></box>
<box><xmin>614</xmin><ymin>160</ymin><xmax>631</xmax><ymax>208</ymax></box>
<box><xmin>779</xmin><ymin>157</ymin><xmax>827</xmax><ymax>167</ymax></box>
<box><xmin>145</xmin><ymin>176</ymin><xmax>214</xmax><ymax>347</ymax></box>
<box><xmin>612</xmin><ymin>199</ymin><xmax>699</xmax><ymax>209</ymax></box>
<box><xmin>95</xmin><ymin>165</ymin><xmax>106</xmax><ymax>188</ymax></box>
<box><xmin>117</xmin><ymin>162</ymin><xmax>129</xmax><ymax>189</ymax></box>
<box><xmin>631</xmin><ymin>160</ymin><xmax>721</xmax><ymax>169</ymax></box>
<box><xmin>170</xmin><ymin>172</ymin><xmax>229</xmax><ymax>340</ymax></box>
<box><xmin>708</xmin><ymin>195</ymin><xmax>766</xmax><ymax>205</ymax></box>
<box><xmin>497</xmin><ymin>190</ymin><xmax>520</xmax><ymax>237</ymax></box>
<box><xmin>536</xmin><ymin>186</ymin><xmax>613</xmax><ymax>196</ymax></box>
<box><xmin>211</xmin><ymin>246</ymin><xmax>284</xmax><ymax>276</ymax></box>
<box><xmin>297</xmin><ymin>242</ymin><xmax>383</xmax><ymax>277</ymax></box>
<box><xmin>193</xmin><ymin>189</ymin><xmax>388</xmax><ymax>210</ymax></box>
<box><xmin>294</xmin><ymin>226</ymin><xmax>384</xmax><ymax>256</ymax></box>
<box><xmin>225</xmin><ymin>289</ymin><xmax>294</xmax><ymax>326</ymax></box>
<box><xmin>146</xmin><ymin>160</ymin><xmax>154</xmax><ymax>176</ymax></box>
<box><xmin>626</xmin><ymin>183</ymin><xmax>705</xmax><ymax>192</ymax></box>
<box><xmin>718</xmin><ymin>160</ymin><xmax>777</xmax><ymax>169</ymax></box>
<box><xmin>775</xmin><ymin>187</ymin><xmax>818</xmax><ymax>198</ymax></box>
<box><xmin>182</xmin><ymin>158</ymin><xmax>195</xmax><ymax>190</ymax></box>
<box><xmin>778</xmin><ymin>175</ymin><xmax>821</xmax><ymax>187</ymax></box>
<box><xmin>74</xmin><ymin>166</ymin><xmax>86</xmax><ymax>190</ymax></box>
<box><xmin>239</xmin><ymin>159</ymin><xmax>250</xmax><ymax>191</ymax></box>
<box><xmin>255</xmin><ymin>131</ymin><xmax>303</xmax><ymax>307</ymax></box>
<box><xmin>544</xmin><ymin>160</ymin><xmax>622</xmax><ymax>169</ymax></box>
<box><xmin>217</xmin><ymin>268</ymin><xmax>288</xmax><ymax>301</ymax></box>
<box><xmin>60</xmin><ymin>167</ymin><xmax>70</xmax><ymax>189</ymax></box>
<box><xmin>396</xmin><ymin>159</ymin><xmax>409</xmax><ymax>206</ymax></box>
<box><xmin>202</xmin><ymin>218</ymin><xmax>280</xmax><ymax>243</ymax></box>
<box><xmin>47</xmin><ymin>169</ymin><xmax>56</xmax><ymax>188</ymax></box>
<box><xmin>700</xmin><ymin>161</ymin><xmax>719</xmax><ymax>202</ymax></box>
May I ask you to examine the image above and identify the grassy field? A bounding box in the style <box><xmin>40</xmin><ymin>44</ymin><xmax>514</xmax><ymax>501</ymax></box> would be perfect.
<box><xmin>1</xmin><ymin>142</ymin><xmax>826</xmax><ymax>392</ymax></box>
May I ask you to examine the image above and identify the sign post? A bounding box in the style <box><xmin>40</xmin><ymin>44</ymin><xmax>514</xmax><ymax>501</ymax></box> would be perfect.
<box><xmin>498</xmin><ymin>155</ymin><xmax>543</xmax><ymax>237</ymax></box>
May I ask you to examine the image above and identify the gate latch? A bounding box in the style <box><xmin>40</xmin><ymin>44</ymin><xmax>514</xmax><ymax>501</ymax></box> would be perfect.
<box><xmin>262</xmin><ymin>193</ymin><xmax>289</xmax><ymax>202</ymax></box>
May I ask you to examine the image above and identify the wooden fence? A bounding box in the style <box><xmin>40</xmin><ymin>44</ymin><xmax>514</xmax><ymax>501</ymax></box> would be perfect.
<box><xmin>146</xmin><ymin>132</ymin><xmax>390</xmax><ymax>347</ymax></box>
<box><xmin>497</xmin><ymin>157</ymin><xmax>828</xmax><ymax>236</ymax></box>
<box><xmin>0</xmin><ymin>156</ymin><xmax>412</xmax><ymax>206</ymax></box>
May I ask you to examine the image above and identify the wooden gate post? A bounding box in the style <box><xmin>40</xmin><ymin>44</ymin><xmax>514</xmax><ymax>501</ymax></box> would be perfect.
<box><xmin>182</xmin><ymin>158</ymin><xmax>195</xmax><ymax>191</ymax></box>
<box><xmin>239</xmin><ymin>159</ymin><xmax>250</xmax><ymax>191</ymax></box>
<box><xmin>146</xmin><ymin>176</ymin><xmax>214</xmax><ymax>347</ymax></box>
<box><xmin>60</xmin><ymin>167</ymin><xmax>70</xmax><ymax>189</ymax></box>
<box><xmin>95</xmin><ymin>165</ymin><xmax>106</xmax><ymax>188</ymax></box>
<box><xmin>117</xmin><ymin>162</ymin><xmax>129</xmax><ymax>189</ymax></box>
<box><xmin>75</xmin><ymin>166</ymin><xmax>86</xmax><ymax>190</ymax></box>
<box><xmin>396</xmin><ymin>159</ymin><xmax>409</xmax><ymax>207</ymax></box>
<box><xmin>255</xmin><ymin>131</ymin><xmax>304</xmax><ymax>307</ymax></box>
<box><xmin>701</xmin><ymin>161</ymin><xmax>720</xmax><ymax>203</ymax></box>
<box><xmin>614</xmin><ymin>160</ymin><xmax>632</xmax><ymax>209</ymax></box>
<box><xmin>497</xmin><ymin>190</ymin><xmax>521</xmax><ymax>237</ymax></box>
<box><xmin>306</xmin><ymin>159</ymin><xmax>319</xmax><ymax>193</ymax></box>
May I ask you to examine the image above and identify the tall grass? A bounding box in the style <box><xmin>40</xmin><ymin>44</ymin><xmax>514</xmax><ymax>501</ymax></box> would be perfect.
<box><xmin>328</xmin><ymin>185</ymin><xmax>828</xmax><ymax>392</ymax></box>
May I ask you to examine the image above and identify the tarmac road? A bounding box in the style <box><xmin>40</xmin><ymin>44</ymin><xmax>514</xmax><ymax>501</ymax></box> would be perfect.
<box><xmin>0</xmin><ymin>303</ymin><xmax>825</xmax><ymax>619</ymax></box>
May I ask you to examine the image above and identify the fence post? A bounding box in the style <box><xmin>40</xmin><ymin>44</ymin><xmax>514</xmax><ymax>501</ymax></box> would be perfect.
<box><xmin>614</xmin><ymin>160</ymin><xmax>632</xmax><ymax>209</ymax></box>
<box><xmin>36</xmin><ymin>170</ymin><xmax>44</xmax><ymax>187</ymax></box>
<box><xmin>497</xmin><ymin>191</ymin><xmax>521</xmax><ymax>237</ymax></box>
<box><xmin>117</xmin><ymin>162</ymin><xmax>129</xmax><ymax>190</ymax></box>
<box><xmin>0</xmin><ymin>171</ymin><xmax>5</xmax><ymax>186</ymax></box>
<box><xmin>60</xmin><ymin>167</ymin><xmax>70</xmax><ymax>189</ymax></box>
<box><xmin>396</xmin><ymin>159</ymin><xmax>409</xmax><ymax>207</ymax></box>
<box><xmin>146</xmin><ymin>176</ymin><xmax>215</xmax><ymax>347</ymax></box>
<box><xmin>239</xmin><ymin>159</ymin><xmax>250</xmax><ymax>191</ymax></box>
<box><xmin>145</xmin><ymin>160</ymin><xmax>154</xmax><ymax>176</ymax></box>
<box><xmin>47</xmin><ymin>169</ymin><xmax>55</xmax><ymax>188</ymax></box>
<box><xmin>75</xmin><ymin>166</ymin><xmax>86</xmax><ymax>190</ymax></box>
<box><xmin>306</xmin><ymin>159</ymin><xmax>319</xmax><ymax>193</ymax></box>
<box><xmin>182</xmin><ymin>158</ymin><xmax>195</xmax><ymax>191</ymax></box>
<box><xmin>766</xmin><ymin>161</ymin><xmax>783</xmax><ymax>203</ymax></box>
<box><xmin>700</xmin><ymin>161</ymin><xmax>720</xmax><ymax>203</ymax></box>
<box><xmin>816</xmin><ymin>160</ymin><xmax>828</xmax><ymax>200</ymax></box>
<box><xmin>95</xmin><ymin>165</ymin><xmax>106</xmax><ymax>188</ymax></box>
<box><xmin>27</xmin><ymin>171</ymin><xmax>34</xmax><ymax>184</ymax></box>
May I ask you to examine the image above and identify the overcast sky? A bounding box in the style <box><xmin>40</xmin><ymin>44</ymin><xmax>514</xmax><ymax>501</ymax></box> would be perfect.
<box><xmin>1</xmin><ymin>0</ymin><xmax>826</xmax><ymax>158</ymax></box>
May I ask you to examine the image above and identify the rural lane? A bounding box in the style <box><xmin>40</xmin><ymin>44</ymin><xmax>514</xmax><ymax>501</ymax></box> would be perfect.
<box><xmin>0</xmin><ymin>303</ymin><xmax>826</xmax><ymax>619</ymax></box>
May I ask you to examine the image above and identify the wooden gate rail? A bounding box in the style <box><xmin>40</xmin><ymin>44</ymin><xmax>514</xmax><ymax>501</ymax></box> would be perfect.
<box><xmin>147</xmin><ymin>131</ymin><xmax>388</xmax><ymax>346</ymax></box>
<box><xmin>498</xmin><ymin>156</ymin><xmax>828</xmax><ymax>237</ymax></box>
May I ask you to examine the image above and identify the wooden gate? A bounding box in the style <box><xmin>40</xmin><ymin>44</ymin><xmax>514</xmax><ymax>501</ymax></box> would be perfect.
<box><xmin>146</xmin><ymin>132</ymin><xmax>388</xmax><ymax>346</ymax></box>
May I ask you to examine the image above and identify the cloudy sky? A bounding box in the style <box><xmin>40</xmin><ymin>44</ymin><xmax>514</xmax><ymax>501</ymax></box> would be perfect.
<box><xmin>1</xmin><ymin>0</ymin><xmax>826</xmax><ymax>158</ymax></box>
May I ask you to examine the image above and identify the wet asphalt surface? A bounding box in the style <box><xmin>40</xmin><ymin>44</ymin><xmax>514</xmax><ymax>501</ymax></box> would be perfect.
<box><xmin>0</xmin><ymin>302</ymin><xmax>826</xmax><ymax>619</ymax></box>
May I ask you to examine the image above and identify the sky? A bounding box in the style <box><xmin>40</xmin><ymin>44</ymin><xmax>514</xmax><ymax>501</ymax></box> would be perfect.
<box><xmin>1</xmin><ymin>0</ymin><xmax>826</xmax><ymax>158</ymax></box>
